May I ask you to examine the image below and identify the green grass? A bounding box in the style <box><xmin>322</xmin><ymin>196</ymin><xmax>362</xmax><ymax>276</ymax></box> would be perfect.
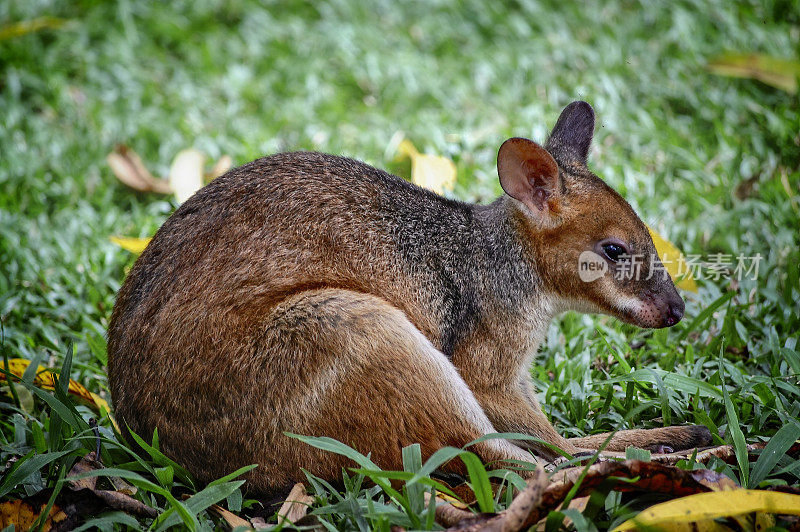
<box><xmin>1</xmin><ymin>0</ymin><xmax>799</xmax><ymax>530</ymax></box>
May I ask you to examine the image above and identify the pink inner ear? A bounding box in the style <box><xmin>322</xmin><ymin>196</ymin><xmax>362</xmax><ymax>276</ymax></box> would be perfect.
<box><xmin>523</xmin><ymin>153</ymin><xmax>559</xmax><ymax>186</ymax></box>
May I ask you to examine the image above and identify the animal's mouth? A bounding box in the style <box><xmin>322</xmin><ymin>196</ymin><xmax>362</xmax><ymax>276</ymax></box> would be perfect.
<box><xmin>628</xmin><ymin>292</ymin><xmax>685</xmax><ymax>329</ymax></box>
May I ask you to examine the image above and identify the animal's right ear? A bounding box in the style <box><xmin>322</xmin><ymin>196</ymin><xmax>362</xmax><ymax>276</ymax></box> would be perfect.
<box><xmin>545</xmin><ymin>101</ymin><xmax>595</xmax><ymax>166</ymax></box>
<box><xmin>497</xmin><ymin>137</ymin><xmax>560</xmax><ymax>216</ymax></box>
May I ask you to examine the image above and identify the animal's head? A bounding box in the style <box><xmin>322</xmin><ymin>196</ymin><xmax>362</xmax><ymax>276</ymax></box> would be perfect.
<box><xmin>498</xmin><ymin>101</ymin><xmax>684</xmax><ymax>328</ymax></box>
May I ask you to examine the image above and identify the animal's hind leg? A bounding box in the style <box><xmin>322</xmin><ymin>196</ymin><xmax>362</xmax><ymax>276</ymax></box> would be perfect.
<box><xmin>245</xmin><ymin>289</ymin><xmax>537</xmax><ymax>494</ymax></box>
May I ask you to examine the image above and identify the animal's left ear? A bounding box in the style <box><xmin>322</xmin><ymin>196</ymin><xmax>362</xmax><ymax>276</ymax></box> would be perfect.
<box><xmin>497</xmin><ymin>137</ymin><xmax>560</xmax><ymax>216</ymax></box>
<box><xmin>546</xmin><ymin>101</ymin><xmax>595</xmax><ymax>166</ymax></box>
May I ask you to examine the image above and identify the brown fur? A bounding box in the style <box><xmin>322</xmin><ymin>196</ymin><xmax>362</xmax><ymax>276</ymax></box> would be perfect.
<box><xmin>107</xmin><ymin>102</ymin><xmax>708</xmax><ymax>495</ymax></box>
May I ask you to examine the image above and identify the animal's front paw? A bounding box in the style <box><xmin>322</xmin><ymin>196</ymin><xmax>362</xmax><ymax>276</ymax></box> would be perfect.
<box><xmin>644</xmin><ymin>444</ymin><xmax>674</xmax><ymax>454</ymax></box>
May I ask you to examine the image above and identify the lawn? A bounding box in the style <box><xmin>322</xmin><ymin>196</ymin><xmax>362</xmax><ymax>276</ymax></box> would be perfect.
<box><xmin>1</xmin><ymin>0</ymin><xmax>799</xmax><ymax>530</ymax></box>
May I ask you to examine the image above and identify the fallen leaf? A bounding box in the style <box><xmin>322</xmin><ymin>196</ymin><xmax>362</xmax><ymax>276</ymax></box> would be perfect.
<box><xmin>0</xmin><ymin>498</ymin><xmax>66</xmax><ymax>531</ymax></box>
<box><xmin>425</xmin><ymin>492</ymin><xmax>475</xmax><ymax>528</ymax></box>
<box><xmin>544</xmin><ymin>495</ymin><xmax>590</xmax><ymax>530</ymax></box>
<box><xmin>107</xmin><ymin>145</ymin><xmax>172</xmax><ymax>194</ymax></box>
<box><xmin>277</xmin><ymin>483</ymin><xmax>314</xmax><ymax>525</ymax></box>
<box><xmin>67</xmin><ymin>452</ymin><xmax>157</xmax><ymax>518</ymax></box>
<box><xmin>689</xmin><ymin>468</ymin><xmax>739</xmax><ymax>492</ymax></box>
<box><xmin>208</xmin><ymin>504</ymin><xmax>252</xmax><ymax>530</ymax></box>
<box><xmin>647</xmin><ymin>225</ymin><xmax>698</xmax><ymax>292</ymax></box>
<box><xmin>0</xmin><ymin>16</ymin><xmax>67</xmax><ymax>41</ymax></box>
<box><xmin>109</xmin><ymin>236</ymin><xmax>152</xmax><ymax>254</ymax></box>
<box><xmin>613</xmin><ymin>490</ymin><xmax>800</xmax><ymax>531</ymax></box>
<box><xmin>2</xmin><ymin>358</ymin><xmax>117</xmax><ymax>429</ymax></box>
<box><xmin>169</xmin><ymin>148</ymin><xmax>206</xmax><ymax>204</ymax></box>
<box><xmin>735</xmin><ymin>174</ymin><xmax>760</xmax><ymax>200</ymax></box>
<box><xmin>527</xmin><ymin>460</ymin><xmax>725</xmax><ymax>530</ymax></box>
<box><xmin>447</xmin><ymin>460</ymin><xmax>745</xmax><ymax>532</ymax></box>
<box><xmin>707</xmin><ymin>53</ymin><xmax>800</xmax><ymax>94</ymax></box>
<box><xmin>437</xmin><ymin>491</ymin><xmax>471</xmax><ymax>510</ymax></box>
<box><xmin>397</xmin><ymin>139</ymin><xmax>457</xmax><ymax>194</ymax></box>
<box><xmin>208</xmin><ymin>155</ymin><xmax>233</xmax><ymax>181</ymax></box>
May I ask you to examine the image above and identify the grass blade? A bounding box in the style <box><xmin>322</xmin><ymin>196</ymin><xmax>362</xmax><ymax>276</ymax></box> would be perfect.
<box><xmin>720</xmin><ymin>349</ymin><xmax>749</xmax><ymax>487</ymax></box>
<box><xmin>749</xmin><ymin>420</ymin><xmax>800</xmax><ymax>487</ymax></box>
<box><xmin>286</xmin><ymin>433</ymin><xmax>379</xmax><ymax>470</ymax></box>
<box><xmin>678</xmin><ymin>292</ymin><xmax>734</xmax><ymax>342</ymax></box>
<box><xmin>154</xmin><ymin>480</ymin><xmax>246</xmax><ymax>531</ymax></box>
<box><xmin>0</xmin><ymin>449</ymin><xmax>73</xmax><ymax>498</ymax></box>
<box><xmin>407</xmin><ymin>446</ymin><xmax>464</xmax><ymax>486</ymax></box>
<box><xmin>460</xmin><ymin>451</ymin><xmax>494</xmax><ymax>513</ymax></box>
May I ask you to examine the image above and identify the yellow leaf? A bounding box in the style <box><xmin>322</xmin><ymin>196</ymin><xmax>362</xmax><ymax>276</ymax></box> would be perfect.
<box><xmin>707</xmin><ymin>53</ymin><xmax>800</xmax><ymax>94</ymax></box>
<box><xmin>0</xmin><ymin>16</ymin><xmax>67</xmax><ymax>41</ymax></box>
<box><xmin>0</xmin><ymin>498</ymin><xmax>66</xmax><ymax>531</ymax></box>
<box><xmin>2</xmin><ymin>358</ymin><xmax>118</xmax><ymax>431</ymax></box>
<box><xmin>436</xmin><ymin>491</ymin><xmax>469</xmax><ymax>510</ymax></box>
<box><xmin>647</xmin><ymin>225</ymin><xmax>698</xmax><ymax>292</ymax></box>
<box><xmin>397</xmin><ymin>139</ymin><xmax>456</xmax><ymax>195</ymax></box>
<box><xmin>110</xmin><ymin>236</ymin><xmax>152</xmax><ymax>254</ymax></box>
<box><xmin>169</xmin><ymin>148</ymin><xmax>206</xmax><ymax>204</ymax></box>
<box><xmin>613</xmin><ymin>490</ymin><xmax>800</xmax><ymax>532</ymax></box>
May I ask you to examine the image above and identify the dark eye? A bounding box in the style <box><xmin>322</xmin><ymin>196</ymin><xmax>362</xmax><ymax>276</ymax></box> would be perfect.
<box><xmin>602</xmin><ymin>243</ymin><xmax>628</xmax><ymax>262</ymax></box>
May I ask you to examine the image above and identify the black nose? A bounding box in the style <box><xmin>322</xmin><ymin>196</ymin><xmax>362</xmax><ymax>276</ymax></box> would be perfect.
<box><xmin>664</xmin><ymin>298</ymin><xmax>684</xmax><ymax>327</ymax></box>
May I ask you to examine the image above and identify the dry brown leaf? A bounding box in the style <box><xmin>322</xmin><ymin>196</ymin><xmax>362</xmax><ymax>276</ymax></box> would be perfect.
<box><xmin>434</xmin><ymin>446</ymin><xmax>800</xmax><ymax>532</ymax></box>
<box><xmin>67</xmin><ymin>452</ymin><xmax>157</xmax><ymax>518</ymax></box>
<box><xmin>277</xmin><ymin>483</ymin><xmax>314</xmax><ymax>524</ymax></box>
<box><xmin>533</xmin><ymin>495</ymin><xmax>591</xmax><ymax>531</ymax></box>
<box><xmin>446</xmin><ymin>460</ymin><xmax>735</xmax><ymax>531</ymax></box>
<box><xmin>107</xmin><ymin>145</ymin><xmax>172</xmax><ymax>194</ymax></box>
<box><xmin>536</xmin><ymin>460</ymin><xmax>728</xmax><ymax>528</ymax></box>
<box><xmin>208</xmin><ymin>503</ymin><xmax>252</xmax><ymax>531</ymax></box>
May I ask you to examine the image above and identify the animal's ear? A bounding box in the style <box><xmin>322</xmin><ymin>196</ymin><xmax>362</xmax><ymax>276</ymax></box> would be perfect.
<box><xmin>497</xmin><ymin>137</ymin><xmax>560</xmax><ymax>215</ymax></box>
<box><xmin>546</xmin><ymin>101</ymin><xmax>595</xmax><ymax>166</ymax></box>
